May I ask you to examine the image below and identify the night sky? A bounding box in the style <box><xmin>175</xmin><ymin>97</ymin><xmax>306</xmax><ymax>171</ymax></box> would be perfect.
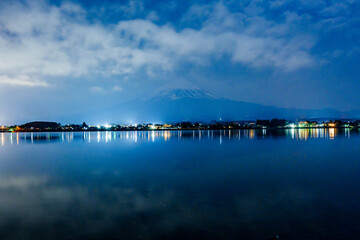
<box><xmin>0</xmin><ymin>0</ymin><xmax>359</xmax><ymax>124</ymax></box>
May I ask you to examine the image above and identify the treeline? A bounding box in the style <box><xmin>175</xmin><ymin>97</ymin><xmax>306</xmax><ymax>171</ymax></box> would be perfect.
<box><xmin>256</xmin><ymin>119</ymin><xmax>287</xmax><ymax>128</ymax></box>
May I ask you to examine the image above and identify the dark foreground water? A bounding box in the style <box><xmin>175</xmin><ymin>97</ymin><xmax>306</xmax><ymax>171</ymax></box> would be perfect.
<box><xmin>0</xmin><ymin>129</ymin><xmax>360</xmax><ymax>240</ymax></box>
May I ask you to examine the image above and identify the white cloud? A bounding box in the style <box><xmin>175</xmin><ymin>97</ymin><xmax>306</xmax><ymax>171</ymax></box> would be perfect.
<box><xmin>0</xmin><ymin>1</ymin><xmax>319</xmax><ymax>88</ymax></box>
<box><xmin>0</xmin><ymin>176</ymin><xmax>47</xmax><ymax>190</ymax></box>
<box><xmin>146</xmin><ymin>11</ymin><xmax>159</xmax><ymax>22</ymax></box>
<box><xmin>116</xmin><ymin>0</ymin><xmax>144</xmax><ymax>17</ymax></box>
<box><xmin>89</xmin><ymin>86</ymin><xmax>105</xmax><ymax>93</ymax></box>
<box><xmin>116</xmin><ymin>4</ymin><xmax>316</xmax><ymax>70</ymax></box>
<box><xmin>113</xmin><ymin>85</ymin><xmax>123</xmax><ymax>92</ymax></box>
<box><xmin>0</xmin><ymin>75</ymin><xmax>49</xmax><ymax>87</ymax></box>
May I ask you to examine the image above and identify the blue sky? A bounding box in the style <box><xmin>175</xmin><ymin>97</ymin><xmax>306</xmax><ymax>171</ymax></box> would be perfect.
<box><xmin>0</xmin><ymin>0</ymin><xmax>359</xmax><ymax>123</ymax></box>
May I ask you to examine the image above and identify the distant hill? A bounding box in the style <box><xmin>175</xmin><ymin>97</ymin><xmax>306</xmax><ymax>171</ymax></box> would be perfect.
<box><xmin>21</xmin><ymin>121</ymin><xmax>59</xmax><ymax>129</ymax></box>
<box><xmin>65</xmin><ymin>88</ymin><xmax>360</xmax><ymax>124</ymax></box>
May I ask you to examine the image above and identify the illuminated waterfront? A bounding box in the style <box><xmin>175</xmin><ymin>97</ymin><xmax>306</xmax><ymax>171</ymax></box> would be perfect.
<box><xmin>0</xmin><ymin>128</ymin><xmax>357</xmax><ymax>146</ymax></box>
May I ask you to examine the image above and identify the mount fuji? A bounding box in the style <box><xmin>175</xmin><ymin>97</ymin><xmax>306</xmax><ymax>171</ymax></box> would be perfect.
<box><xmin>67</xmin><ymin>88</ymin><xmax>359</xmax><ymax>124</ymax></box>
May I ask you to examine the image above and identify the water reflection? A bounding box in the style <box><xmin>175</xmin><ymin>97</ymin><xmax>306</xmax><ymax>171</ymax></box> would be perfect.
<box><xmin>1</xmin><ymin>129</ymin><xmax>360</xmax><ymax>240</ymax></box>
<box><xmin>0</xmin><ymin>128</ymin><xmax>358</xmax><ymax>146</ymax></box>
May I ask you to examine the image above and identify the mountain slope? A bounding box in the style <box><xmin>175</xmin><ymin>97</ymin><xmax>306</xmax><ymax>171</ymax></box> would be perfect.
<box><xmin>66</xmin><ymin>88</ymin><xmax>359</xmax><ymax>124</ymax></box>
<box><xmin>154</xmin><ymin>88</ymin><xmax>218</xmax><ymax>101</ymax></box>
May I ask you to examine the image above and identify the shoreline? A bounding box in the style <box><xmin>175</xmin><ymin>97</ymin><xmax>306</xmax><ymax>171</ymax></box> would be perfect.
<box><xmin>0</xmin><ymin>126</ymin><xmax>357</xmax><ymax>133</ymax></box>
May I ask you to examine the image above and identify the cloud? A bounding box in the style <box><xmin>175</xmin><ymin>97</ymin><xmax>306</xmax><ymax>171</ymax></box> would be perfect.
<box><xmin>115</xmin><ymin>0</ymin><xmax>144</xmax><ymax>17</ymax></box>
<box><xmin>116</xmin><ymin>3</ymin><xmax>316</xmax><ymax>70</ymax></box>
<box><xmin>0</xmin><ymin>75</ymin><xmax>49</xmax><ymax>87</ymax></box>
<box><xmin>269</xmin><ymin>0</ymin><xmax>326</xmax><ymax>10</ymax></box>
<box><xmin>319</xmin><ymin>3</ymin><xmax>349</xmax><ymax>17</ymax></box>
<box><xmin>0</xmin><ymin>172</ymin><xmax>321</xmax><ymax>240</ymax></box>
<box><xmin>89</xmin><ymin>86</ymin><xmax>105</xmax><ymax>93</ymax></box>
<box><xmin>113</xmin><ymin>85</ymin><xmax>123</xmax><ymax>92</ymax></box>
<box><xmin>0</xmin><ymin>176</ymin><xmax>47</xmax><ymax>190</ymax></box>
<box><xmin>1</xmin><ymin>0</ymin><xmax>354</xmax><ymax>88</ymax></box>
<box><xmin>146</xmin><ymin>11</ymin><xmax>159</xmax><ymax>22</ymax></box>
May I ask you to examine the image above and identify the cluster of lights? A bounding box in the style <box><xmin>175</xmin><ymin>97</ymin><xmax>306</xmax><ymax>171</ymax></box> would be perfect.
<box><xmin>96</xmin><ymin>124</ymin><xmax>113</xmax><ymax>129</ymax></box>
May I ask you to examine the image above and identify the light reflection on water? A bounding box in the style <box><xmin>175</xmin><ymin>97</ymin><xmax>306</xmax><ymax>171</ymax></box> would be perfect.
<box><xmin>0</xmin><ymin>128</ymin><xmax>358</xmax><ymax>146</ymax></box>
<box><xmin>0</xmin><ymin>129</ymin><xmax>360</xmax><ymax>239</ymax></box>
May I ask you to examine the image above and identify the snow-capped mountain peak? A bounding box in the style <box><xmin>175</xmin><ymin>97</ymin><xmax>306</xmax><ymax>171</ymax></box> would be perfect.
<box><xmin>155</xmin><ymin>88</ymin><xmax>218</xmax><ymax>101</ymax></box>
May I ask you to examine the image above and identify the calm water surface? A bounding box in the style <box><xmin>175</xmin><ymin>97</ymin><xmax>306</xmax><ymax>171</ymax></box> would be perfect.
<box><xmin>0</xmin><ymin>129</ymin><xmax>360</xmax><ymax>240</ymax></box>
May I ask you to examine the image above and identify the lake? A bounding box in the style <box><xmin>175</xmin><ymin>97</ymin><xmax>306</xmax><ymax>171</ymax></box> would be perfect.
<box><xmin>0</xmin><ymin>129</ymin><xmax>360</xmax><ymax>239</ymax></box>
